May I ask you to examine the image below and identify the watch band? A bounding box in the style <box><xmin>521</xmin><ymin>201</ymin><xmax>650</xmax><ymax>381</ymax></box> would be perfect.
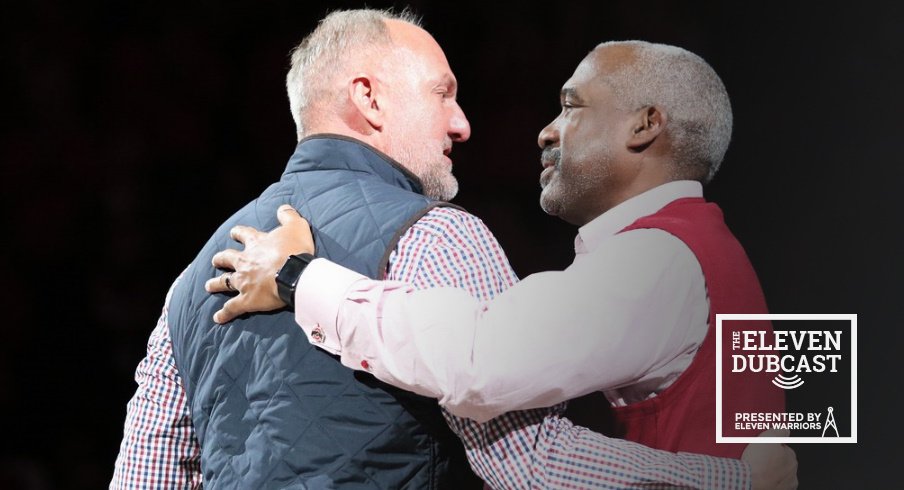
<box><xmin>275</xmin><ymin>253</ymin><xmax>315</xmax><ymax>308</ymax></box>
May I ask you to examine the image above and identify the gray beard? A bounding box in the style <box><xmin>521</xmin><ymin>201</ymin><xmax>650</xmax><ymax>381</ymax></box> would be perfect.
<box><xmin>389</xmin><ymin>139</ymin><xmax>459</xmax><ymax>201</ymax></box>
<box><xmin>418</xmin><ymin>163</ymin><xmax>459</xmax><ymax>201</ymax></box>
<box><xmin>400</xmin><ymin>152</ymin><xmax>458</xmax><ymax>201</ymax></box>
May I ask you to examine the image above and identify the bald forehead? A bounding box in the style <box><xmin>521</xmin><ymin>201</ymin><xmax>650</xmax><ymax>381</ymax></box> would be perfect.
<box><xmin>383</xmin><ymin>19</ymin><xmax>455</xmax><ymax>86</ymax></box>
<box><xmin>386</xmin><ymin>19</ymin><xmax>440</xmax><ymax>52</ymax></box>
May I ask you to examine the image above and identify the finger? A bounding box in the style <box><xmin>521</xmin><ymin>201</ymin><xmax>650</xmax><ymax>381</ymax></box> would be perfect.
<box><xmin>214</xmin><ymin>296</ymin><xmax>246</xmax><ymax>324</ymax></box>
<box><xmin>207</xmin><ymin>273</ymin><xmax>235</xmax><ymax>294</ymax></box>
<box><xmin>206</xmin><ymin>275</ymin><xmax>229</xmax><ymax>293</ymax></box>
<box><xmin>278</xmin><ymin>205</ymin><xmax>314</xmax><ymax>254</ymax></box>
<box><xmin>213</xmin><ymin>304</ymin><xmax>233</xmax><ymax>324</ymax></box>
<box><xmin>297</xmin><ymin>216</ymin><xmax>310</xmax><ymax>231</ymax></box>
<box><xmin>277</xmin><ymin>204</ymin><xmax>303</xmax><ymax>226</ymax></box>
<box><xmin>230</xmin><ymin>225</ymin><xmax>263</xmax><ymax>245</ymax></box>
<box><xmin>212</xmin><ymin>249</ymin><xmax>242</xmax><ymax>270</ymax></box>
<box><xmin>213</xmin><ymin>297</ymin><xmax>237</xmax><ymax>324</ymax></box>
<box><xmin>278</xmin><ymin>205</ymin><xmax>311</xmax><ymax>233</ymax></box>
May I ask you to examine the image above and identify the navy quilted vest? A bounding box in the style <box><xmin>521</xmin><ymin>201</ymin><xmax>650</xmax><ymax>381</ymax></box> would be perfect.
<box><xmin>168</xmin><ymin>135</ymin><xmax>477</xmax><ymax>489</ymax></box>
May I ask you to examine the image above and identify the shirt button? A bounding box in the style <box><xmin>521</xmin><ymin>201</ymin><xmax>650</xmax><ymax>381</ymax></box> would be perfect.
<box><xmin>310</xmin><ymin>326</ymin><xmax>325</xmax><ymax>343</ymax></box>
<box><xmin>360</xmin><ymin>360</ymin><xmax>371</xmax><ymax>371</ymax></box>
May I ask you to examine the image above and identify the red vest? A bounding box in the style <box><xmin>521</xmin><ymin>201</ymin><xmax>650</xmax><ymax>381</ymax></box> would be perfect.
<box><xmin>611</xmin><ymin>197</ymin><xmax>785</xmax><ymax>458</ymax></box>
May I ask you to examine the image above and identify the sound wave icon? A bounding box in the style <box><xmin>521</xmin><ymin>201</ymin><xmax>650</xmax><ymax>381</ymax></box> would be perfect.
<box><xmin>772</xmin><ymin>374</ymin><xmax>804</xmax><ymax>390</ymax></box>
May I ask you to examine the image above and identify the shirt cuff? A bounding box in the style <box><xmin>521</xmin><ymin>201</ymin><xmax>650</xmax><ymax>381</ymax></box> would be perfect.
<box><xmin>294</xmin><ymin>258</ymin><xmax>366</xmax><ymax>355</ymax></box>
<box><xmin>690</xmin><ymin>452</ymin><xmax>752</xmax><ymax>490</ymax></box>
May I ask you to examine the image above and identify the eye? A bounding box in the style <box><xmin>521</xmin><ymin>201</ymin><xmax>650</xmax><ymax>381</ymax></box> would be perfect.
<box><xmin>436</xmin><ymin>91</ymin><xmax>458</xmax><ymax>107</ymax></box>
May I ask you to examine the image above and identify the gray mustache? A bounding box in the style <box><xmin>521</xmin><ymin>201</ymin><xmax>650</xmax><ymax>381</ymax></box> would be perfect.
<box><xmin>541</xmin><ymin>147</ymin><xmax>561</xmax><ymax>167</ymax></box>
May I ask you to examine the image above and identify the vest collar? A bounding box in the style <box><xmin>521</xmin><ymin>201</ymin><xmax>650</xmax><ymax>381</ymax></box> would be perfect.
<box><xmin>284</xmin><ymin>134</ymin><xmax>425</xmax><ymax>195</ymax></box>
<box><xmin>576</xmin><ymin>180</ymin><xmax>703</xmax><ymax>254</ymax></box>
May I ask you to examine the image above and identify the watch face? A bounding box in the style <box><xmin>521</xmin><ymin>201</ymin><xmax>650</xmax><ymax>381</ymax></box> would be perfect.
<box><xmin>277</xmin><ymin>254</ymin><xmax>314</xmax><ymax>307</ymax></box>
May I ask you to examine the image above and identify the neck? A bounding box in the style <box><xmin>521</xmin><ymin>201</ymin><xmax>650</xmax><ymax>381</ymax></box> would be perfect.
<box><xmin>597</xmin><ymin>160</ymin><xmax>675</xmax><ymax>219</ymax></box>
<box><xmin>303</xmin><ymin>119</ymin><xmax>385</xmax><ymax>151</ymax></box>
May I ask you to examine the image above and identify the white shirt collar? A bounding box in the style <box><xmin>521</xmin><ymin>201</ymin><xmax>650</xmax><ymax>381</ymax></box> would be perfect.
<box><xmin>575</xmin><ymin>180</ymin><xmax>704</xmax><ymax>254</ymax></box>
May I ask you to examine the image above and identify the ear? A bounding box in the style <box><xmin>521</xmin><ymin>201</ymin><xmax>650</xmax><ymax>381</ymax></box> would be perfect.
<box><xmin>627</xmin><ymin>106</ymin><xmax>666</xmax><ymax>152</ymax></box>
<box><xmin>347</xmin><ymin>74</ymin><xmax>383</xmax><ymax>130</ymax></box>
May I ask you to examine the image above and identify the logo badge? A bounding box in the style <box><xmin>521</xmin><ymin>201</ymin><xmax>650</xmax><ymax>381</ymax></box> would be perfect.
<box><xmin>716</xmin><ymin>314</ymin><xmax>857</xmax><ymax>444</ymax></box>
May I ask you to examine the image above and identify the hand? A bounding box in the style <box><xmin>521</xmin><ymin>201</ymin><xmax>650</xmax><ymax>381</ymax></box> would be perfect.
<box><xmin>742</xmin><ymin>429</ymin><xmax>798</xmax><ymax>490</ymax></box>
<box><xmin>206</xmin><ymin>205</ymin><xmax>315</xmax><ymax>324</ymax></box>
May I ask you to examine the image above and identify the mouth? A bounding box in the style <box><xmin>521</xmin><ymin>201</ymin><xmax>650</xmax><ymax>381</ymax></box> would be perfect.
<box><xmin>540</xmin><ymin>166</ymin><xmax>555</xmax><ymax>188</ymax></box>
<box><xmin>540</xmin><ymin>147</ymin><xmax>560</xmax><ymax>169</ymax></box>
<box><xmin>539</xmin><ymin>147</ymin><xmax>560</xmax><ymax>187</ymax></box>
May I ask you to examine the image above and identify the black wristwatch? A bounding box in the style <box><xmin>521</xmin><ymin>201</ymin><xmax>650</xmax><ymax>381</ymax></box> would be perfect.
<box><xmin>275</xmin><ymin>253</ymin><xmax>316</xmax><ymax>308</ymax></box>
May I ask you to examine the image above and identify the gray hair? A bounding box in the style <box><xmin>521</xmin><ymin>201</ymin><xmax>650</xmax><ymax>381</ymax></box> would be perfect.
<box><xmin>286</xmin><ymin>9</ymin><xmax>422</xmax><ymax>138</ymax></box>
<box><xmin>597</xmin><ymin>41</ymin><xmax>732</xmax><ymax>183</ymax></box>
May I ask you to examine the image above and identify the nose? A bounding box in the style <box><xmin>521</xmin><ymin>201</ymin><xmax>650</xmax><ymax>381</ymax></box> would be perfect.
<box><xmin>537</xmin><ymin>118</ymin><xmax>558</xmax><ymax>149</ymax></box>
<box><xmin>449</xmin><ymin>101</ymin><xmax>471</xmax><ymax>142</ymax></box>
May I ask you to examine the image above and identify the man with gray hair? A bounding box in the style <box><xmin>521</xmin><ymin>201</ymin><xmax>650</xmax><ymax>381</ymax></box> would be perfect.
<box><xmin>112</xmin><ymin>8</ymin><xmax>484</xmax><ymax>488</ymax></box>
<box><xmin>206</xmin><ymin>40</ymin><xmax>795</xmax><ymax>488</ymax></box>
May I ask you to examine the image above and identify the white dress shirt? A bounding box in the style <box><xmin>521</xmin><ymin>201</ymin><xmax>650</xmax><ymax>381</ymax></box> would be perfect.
<box><xmin>295</xmin><ymin>181</ymin><xmax>709</xmax><ymax>422</ymax></box>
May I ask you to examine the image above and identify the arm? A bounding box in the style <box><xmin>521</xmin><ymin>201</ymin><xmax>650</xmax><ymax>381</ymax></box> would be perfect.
<box><xmin>447</xmin><ymin>407</ymin><xmax>795</xmax><ymax>490</ymax></box>
<box><xmin>209</xmin><ymin>209</ymin><xmax>705</xmax><ymax>422</ymax></box>
<box><xmin>111</xmin><ymin>283</ymin><xmax>202</xmax><ymax>489</ymax></box>
<box><xmin>207</xmin><ymin>206</ymin><xmax>796</xmax><ymax>489</ymax></box>
<box><xmin>281</xmin><ymin>235</ymin><xmax>706</xmax><ymax>422</ymax></box>
<box><xmin>447</xmin><ymin>405</ymin><xmax>752</xmax><ymax>489</ymax></box>
<box><xmin>380</xmin><ymin>209</ymin><xmax>774</xmax><ymax>489</ymax></box>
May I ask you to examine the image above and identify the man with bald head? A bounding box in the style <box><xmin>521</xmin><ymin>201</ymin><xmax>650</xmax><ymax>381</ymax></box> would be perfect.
<box><xmin>207</xmin><ymin>40</ymin><xmax>795</xmax><ymax>488</ymax></box>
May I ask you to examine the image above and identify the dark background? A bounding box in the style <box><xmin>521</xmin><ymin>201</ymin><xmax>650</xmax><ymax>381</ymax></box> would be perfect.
<box><xmin>1</xmin><ymin>0</ymin><xmax>899</xmax><ymax>488</ymax></box>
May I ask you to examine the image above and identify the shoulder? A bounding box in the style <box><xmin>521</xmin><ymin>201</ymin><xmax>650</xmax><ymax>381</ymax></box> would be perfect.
<box><xmin>389</xmin><ymin>206</ymin><xmax>517</xmax><ymax>295</ymax></box>
<box><xmin>600</xmin><ymin>228</ymin><xmax>703</xmax><ymax>283</ymax></box>
<box><xmin>408</xmin><ymin>206</ymin><xmax>496</xmax><ymax>242</ymax></box>
<box><xmin>402</xmin><ymin>206</ymin><xmax>507</xmax><ymax>261</ymax></box>
<box><xmin>611</xmin><ymin>228</ymin><xmax>695</xmax><ymax>257</ymax></box>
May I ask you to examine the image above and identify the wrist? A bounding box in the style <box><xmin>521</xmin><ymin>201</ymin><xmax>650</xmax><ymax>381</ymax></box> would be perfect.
<box><xmin>275</xmin><ymin>253</ymin><xmax>316</xmax><ymax>308</ymax></box>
